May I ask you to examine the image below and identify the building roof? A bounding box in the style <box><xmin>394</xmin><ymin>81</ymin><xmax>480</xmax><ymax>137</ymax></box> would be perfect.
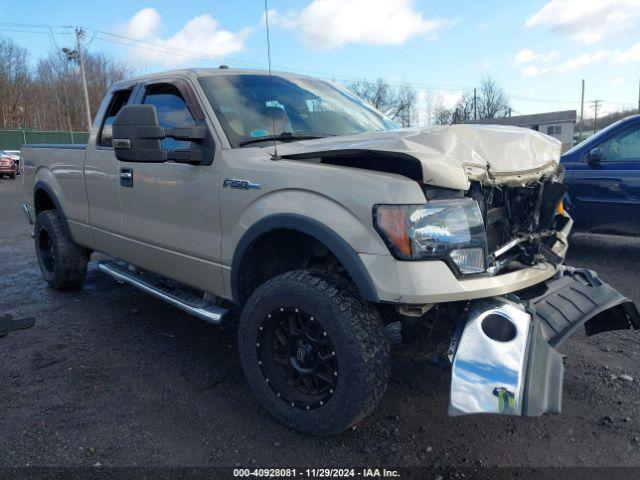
<box><xmin>471</xmin><ymin>110</ymin><xmax>577</xmax><ymax>126</ymax></box>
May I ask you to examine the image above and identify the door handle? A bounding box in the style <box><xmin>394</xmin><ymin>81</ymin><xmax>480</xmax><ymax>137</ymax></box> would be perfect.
<box><xmin>120</xmin><ymin>168</ymin><xmax>133</xmax><ymax>187</ymax></box>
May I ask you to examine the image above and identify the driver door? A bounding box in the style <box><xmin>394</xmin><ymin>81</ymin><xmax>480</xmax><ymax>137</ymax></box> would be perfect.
<box><xmin>116</xmin><ymin>79</ymin><xmax>225</xmax><ymax>295</ymax></box>
<box><xmin>568</xmin><ymin>123</ymin><xmax>640</xmax><ymax>235</ymax></box>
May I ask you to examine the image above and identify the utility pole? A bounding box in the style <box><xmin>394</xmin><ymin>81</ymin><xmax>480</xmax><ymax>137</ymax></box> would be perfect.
<box><xmin>579</xmin><ymin>79</ymin><xmax>585</xmax><ymax>141</ymax></box>
<box><xmin>591</xmin><ymin>99</ymin><xmax>602</xmax><ymax>134</ymax></box>
<box><xmin>473</xmin><ymin>88</ymin><xmax>477</xmax><ymax>121</ymax></box>
<box><xmin>63</xmin><ymin>27</ymin><xmax>92</xmax><ymax>132</ymax></box>
<box><xmin>76</xmin><ymin>28</ymin><xmax>92</xmax><ymax>132</ymax></box>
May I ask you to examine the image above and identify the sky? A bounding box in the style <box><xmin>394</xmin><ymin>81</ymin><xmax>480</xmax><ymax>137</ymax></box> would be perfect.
<box><xmin>1</xmin><ymin>0</ymin><xmax>640</xmax><ymax>122</ymax></box>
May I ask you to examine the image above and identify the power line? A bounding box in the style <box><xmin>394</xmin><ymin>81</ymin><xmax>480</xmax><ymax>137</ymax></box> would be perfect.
<box><xmin>0</xmin><ymin>22</ymin><xmax>68</xmax><ymax>30</ymax></box>
<box><xmin>0</xmin><ymin>29</ymin><xmax>52</xmax><ymax>35</ymax></box>
<box><xmin>94</xmin><ymin>29</ymin><xmax>268</xmax><ymax>68</ymax></box>
<box><xmin>1</xmin><ymin>20</ymin><xmax>638</xmax><ymax>111</ymax></box>
<box><xmin>0</xmin><ymin>21</ymin><xmax>477</xmax><ymax>90</ymax></box>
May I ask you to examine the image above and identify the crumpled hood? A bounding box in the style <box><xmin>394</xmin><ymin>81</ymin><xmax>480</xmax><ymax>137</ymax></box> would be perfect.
<box><xmin>276</xmin><ymin>124</ymin><xmax>562</xmax><ymax>190</ymax></box>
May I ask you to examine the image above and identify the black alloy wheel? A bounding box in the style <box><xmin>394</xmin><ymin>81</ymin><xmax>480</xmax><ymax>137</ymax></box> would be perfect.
<box><xmin>256</xmin><ymin>306</ymin><xmax>339</xmax><ymax>410</ymax></box>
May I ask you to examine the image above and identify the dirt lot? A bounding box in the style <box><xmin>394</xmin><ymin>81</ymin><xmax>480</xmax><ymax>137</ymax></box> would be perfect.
<box><xmin>2</xmin><ymin>176</ymin><xmax>640</xmax><ymax>469</ymax></box>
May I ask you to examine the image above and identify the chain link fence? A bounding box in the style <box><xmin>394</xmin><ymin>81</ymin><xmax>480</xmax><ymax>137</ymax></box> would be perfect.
<box><xmin>0</xmin><ymin>129</ymin><xmax>89</xmax><ymax>151</ymax></box>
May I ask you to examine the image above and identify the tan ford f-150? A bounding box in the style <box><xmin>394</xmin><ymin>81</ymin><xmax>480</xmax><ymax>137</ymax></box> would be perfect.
<box><xmin>21</xmin><ymin>68</ymin><xmax>640</xmax><ymax>434</ymax></box>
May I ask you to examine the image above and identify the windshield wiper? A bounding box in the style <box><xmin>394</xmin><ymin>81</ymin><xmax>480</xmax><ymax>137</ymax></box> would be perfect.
<box><xmin>238</xmin><ymin>131</ymin><xmax>332</xmax><ymax>147</ymax></box>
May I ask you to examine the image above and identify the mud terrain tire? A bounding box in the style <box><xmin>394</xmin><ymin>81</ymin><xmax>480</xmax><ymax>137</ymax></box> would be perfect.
<box><xmin>35</xmin><ymin>210</ymin><xmax>89</xmax><ymax>290</ymax></box>
<box><xmin>238</xmin><ymin>269</ymin><xmax>390</xmax><ymax>435</ymax></box>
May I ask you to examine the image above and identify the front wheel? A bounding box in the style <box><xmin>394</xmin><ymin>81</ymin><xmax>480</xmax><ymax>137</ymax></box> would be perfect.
<box><xmin>238</xmin><ymin>270</ymin><xmax>390</xmax><ymax>435</ymax></box>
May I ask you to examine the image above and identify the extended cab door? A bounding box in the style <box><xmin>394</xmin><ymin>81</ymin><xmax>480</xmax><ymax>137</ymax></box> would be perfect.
<box><xmin>116</xmin><ymin>79</ymin><xmax>225</xmax><ymax>295</ymax></box>
<box><xmin>85</xmin><ymin>85</ymin><xmax>137</xmax><ymax>252</ymax></box>
<box><xmin>567</xmin><ymin>122</ymin><xmax>640</xmax><ymax>235</ymax></box>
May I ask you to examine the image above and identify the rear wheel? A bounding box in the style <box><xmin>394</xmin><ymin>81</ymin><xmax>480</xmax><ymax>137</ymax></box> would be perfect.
<box><xmin>35</xmin><ymin>210</ymin><xmax>89</xmax><ymax>290</ymax></box>
<box><xmin>238</xmin><ymin>269</ymin><xmax>390</xmax><ymax>435</ymax></box>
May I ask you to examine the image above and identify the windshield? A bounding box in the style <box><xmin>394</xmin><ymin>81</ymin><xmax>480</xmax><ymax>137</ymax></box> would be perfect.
<box><xmin>198</xmin><ymin>74</ymin><xmax>398</xmax><ymax>148</ymax></box>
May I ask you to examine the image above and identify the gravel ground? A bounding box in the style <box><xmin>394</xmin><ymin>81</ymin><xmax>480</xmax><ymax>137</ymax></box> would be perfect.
<box><xmin>2</xmin><ymin>176</ymin><xmax>640</xmax><ymax>468</ymax></box>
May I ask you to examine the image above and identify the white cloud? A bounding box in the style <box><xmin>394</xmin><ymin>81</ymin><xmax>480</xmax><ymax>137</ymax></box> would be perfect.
<box><xmin>518</xmin><ymin>47</ymin><xmax>611</xmax><ymax>77</ymax></box>
<box><xmin>273</xmin><ymin>0</ymin><xmax>457</xmax><ymax>49</ymax></box>
<box><xmin>513</xmin><ymin>49</ymin><xmax>558</xmax><ymax>65</ymax></box>
<box><xmin>612</xmin><ymin>77</ymin><xmax>624</xmax><ymax>85</ymax></box>
<box><xmin>122</xmin><ymin>8</ymin><xmax>251</xmax><ymax>67</ymax></box>
<box><xmin>125</xmin><ymin>8</ymin><xmax>161</xmax><ymax>39</ymax></box>
<box><xmin>557</xmin><ymin>49</ymin><xmax>608</xmax><ymax>70</ymax></box>
<box><xmin>525</xmin><ymin>0</ymin><xmax>640</xmax><ymax>44</ymax></box>
<box><xmin>612</xmin><ymin>42</ymin><xmax>640</xmax><ymax>63</ymax></box>
<box><xmin>521</xmin><ymin>65</ymin><xmax>550</xmax><ymax>77</ymax></box>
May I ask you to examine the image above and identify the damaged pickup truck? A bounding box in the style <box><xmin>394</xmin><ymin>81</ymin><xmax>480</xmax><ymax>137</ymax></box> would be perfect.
<box><xmin>21</xmin><ymin>68</ymin><xmax>640</xmax><ymax>434</ymax></box>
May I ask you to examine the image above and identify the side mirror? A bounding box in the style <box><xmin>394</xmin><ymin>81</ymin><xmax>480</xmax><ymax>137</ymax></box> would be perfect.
<box><xmin>112</xmin><ymin>105</ymin><xmax>209</xmax><ymax>163</ymax></box>
<box><xmin>113</xmin><ymin>105</ymin><xmax>167</xmax><ymax>163</ymax></box>
<box><xmin>587</xmin><ymin>147</ymin><xmax>604</xmax><ymax>163</ymax></box>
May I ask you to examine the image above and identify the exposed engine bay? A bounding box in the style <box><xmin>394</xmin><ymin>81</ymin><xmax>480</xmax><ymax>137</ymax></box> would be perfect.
<box><xmin>465</xmin><ymin>173</ymin><xmax>569</xmax><ymax>276</ymax></box>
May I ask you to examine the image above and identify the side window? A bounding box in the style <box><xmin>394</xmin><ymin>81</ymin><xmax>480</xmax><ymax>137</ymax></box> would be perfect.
<box><xmin>99</xmin><ymin>89</ymin><xmax>132</xmax><ymax>147</ymax></box>
<box><xmin>142</xmin><ymin>84</ymin><xmax>195</xmax><ymax>151</ymax></box>
<box><xmin>598</xmin><ymin>124</ymin><xmax>640</xmax><ymax>162</ymax></box>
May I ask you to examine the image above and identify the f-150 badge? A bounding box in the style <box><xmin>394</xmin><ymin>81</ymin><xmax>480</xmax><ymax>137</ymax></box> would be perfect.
<box><xmin>223</xmin><ymin>178</ymin><xmax>261</xmax><ymax>190</ymax></box>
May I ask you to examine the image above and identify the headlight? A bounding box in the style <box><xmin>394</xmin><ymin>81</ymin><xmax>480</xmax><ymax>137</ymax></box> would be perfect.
<box><xmin>373</xmin><ymin>198</ymin><xmax>487</xmax><ymax>275</ymax></box>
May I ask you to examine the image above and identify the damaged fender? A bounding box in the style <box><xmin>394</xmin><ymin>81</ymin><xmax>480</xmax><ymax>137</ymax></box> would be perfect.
<box><xmin>449</xmin><ymin>266</ymin><xmax>640</xmax><ymax>417</ymax></box>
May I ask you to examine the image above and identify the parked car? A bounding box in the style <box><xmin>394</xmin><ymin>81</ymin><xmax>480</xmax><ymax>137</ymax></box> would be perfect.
<box><xmin>20</xmin><ymin>68</ymin><xmax>639</xmax><ymax>435</ymax></box>
<box><xmin>4</xmin><ymin>150</ymin><xmax>22</xmax><ymax>175</ymax></box>
<box><xmin>561</xmin><ymin>114</ymin><xmax>640</xmax><ymax>236</ymax></box>
<box><xmin>0</xmin><ymin>150</ymin><xmax>18</xmax><ymax>179</ymax></box>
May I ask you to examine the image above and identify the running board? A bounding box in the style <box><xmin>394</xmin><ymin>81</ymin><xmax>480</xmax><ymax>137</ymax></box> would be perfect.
<box><xmin>97</xmin><ymin>261</ymin><xmax>228</xmax><ymax>324</ymax></box>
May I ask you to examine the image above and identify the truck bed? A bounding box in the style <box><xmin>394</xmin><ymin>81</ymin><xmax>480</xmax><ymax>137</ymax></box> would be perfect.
<box><xmin>21</xmin><ymin>143</ymin><xmax>89</xmax><ymax>246</ymax></box>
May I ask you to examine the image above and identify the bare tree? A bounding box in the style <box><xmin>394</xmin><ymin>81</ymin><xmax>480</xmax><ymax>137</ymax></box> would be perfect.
<box><xmin>0</xmin><ymin>37</ymin><xmax>30</xmax><ymax>128</ymax></box>
<box><xmin>431</xmin><ymin>94</ymin><xmax>452</xmax><ymax>125</ymax></box>
<box><xmin>477</xmin><ymin>77</ymin><xmax>510</xmax><ymax>119</ymax></box>
<box><xmin>429</xmin><ymin>77</ymin><xmax>510</xmax><ymax>125</ymax></box>
<box><xmin>581</xmin><ymin>108</ymin><xmax>636</xmax><ymax>132</ymax></box>
<box><xmin>347</xmin><ymin>78</ymin><xmax>417</xmax><ymax>127</ymax></box>
<box><xmin>451</xmin><ymin>94</ymin><xmax>474</xmax><ymax>124</ymax></box>
<box><xmin>0</xmin><ymin>35</ymin><xmax>130</xmax><ymax>131</ymax></box>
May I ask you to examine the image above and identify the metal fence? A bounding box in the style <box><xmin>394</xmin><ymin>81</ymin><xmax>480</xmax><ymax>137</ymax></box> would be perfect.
<box><xmin>0</xmin><ymin>129</ymin><xmax>89</xmax><ymax>151</ymax></box>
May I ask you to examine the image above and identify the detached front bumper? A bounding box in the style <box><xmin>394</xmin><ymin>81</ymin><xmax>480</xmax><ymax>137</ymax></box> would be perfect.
<box><xmin>448</xmin><ymin>266</ymin><xmax>640</xmax><ymax>416</ymax></box>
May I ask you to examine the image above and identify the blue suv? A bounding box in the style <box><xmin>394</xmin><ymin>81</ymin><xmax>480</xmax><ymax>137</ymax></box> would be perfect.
<box><xmin>561</xmin><ymin>114</ymin><xmax>640</xmax><ymax>236</ymax></box>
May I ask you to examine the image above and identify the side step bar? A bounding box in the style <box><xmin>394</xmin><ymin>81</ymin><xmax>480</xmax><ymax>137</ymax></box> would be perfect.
<box><xmin>97</xmin><ymin>261</ymin><xmax>228</xmax><ymax>324</ymax></box>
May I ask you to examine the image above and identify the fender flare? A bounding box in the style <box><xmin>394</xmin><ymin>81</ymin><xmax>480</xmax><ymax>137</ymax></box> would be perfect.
<box><xmin>231</xmin><ymin>213</ymin><xmax>380</xmax><ymax>305</ymax></box>
<box><xmin>33</xmin><ymin>180</ymin><xmax>72</xmax><ymax>240</ymax></box>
